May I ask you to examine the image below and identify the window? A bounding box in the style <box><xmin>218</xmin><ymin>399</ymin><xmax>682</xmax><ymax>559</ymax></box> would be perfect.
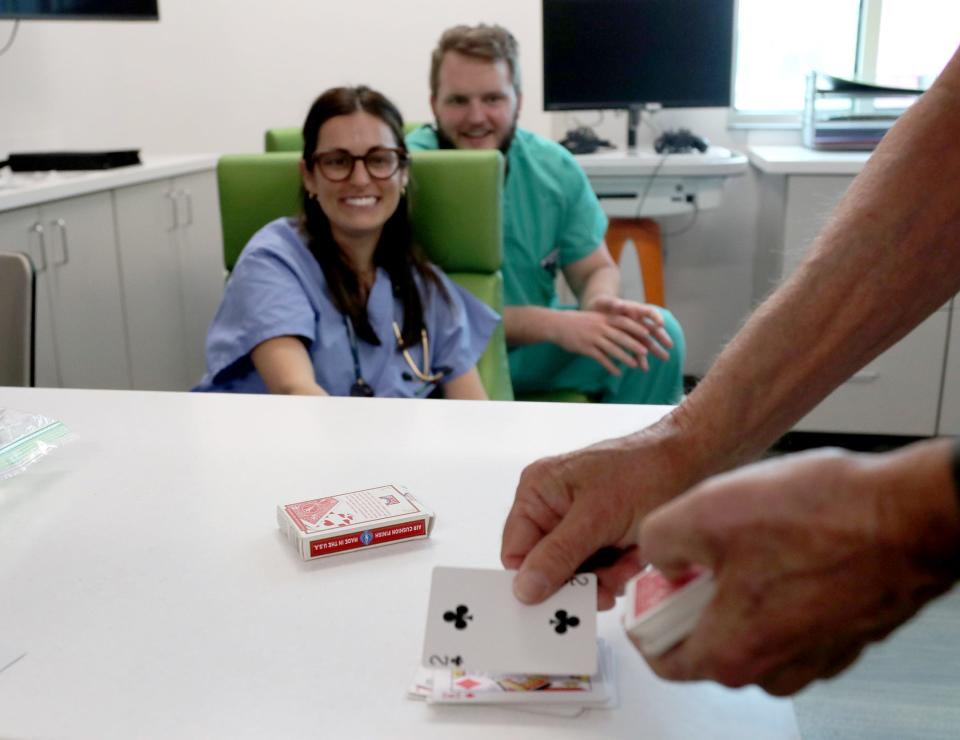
<box><xmin>732</xmin><ymin>0</ymin><xmax>960</xmax><ymax>125</ymax></box>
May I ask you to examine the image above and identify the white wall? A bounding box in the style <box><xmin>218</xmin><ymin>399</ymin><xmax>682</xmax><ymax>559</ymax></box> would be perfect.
<box><xmin>0</xmin><ymin>0</ymin><xmax>551</xmax><ymax>152</ymax></box>
<box><xmin>0</xmin><ymin>0</ymin><xmax>800</xmax><ymax>376</ymax></box>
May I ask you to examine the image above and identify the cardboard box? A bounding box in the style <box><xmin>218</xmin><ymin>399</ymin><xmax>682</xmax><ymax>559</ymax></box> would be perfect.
<box><xmin>278</xmin><ymin>484</ymin><xmax>435</xmax><ymax>560</ymax></box>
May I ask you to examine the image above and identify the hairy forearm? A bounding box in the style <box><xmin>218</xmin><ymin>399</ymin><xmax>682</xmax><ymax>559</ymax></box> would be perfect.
<box><xmin>653</xmin><ymin>52</ymin><xmax>960</xmax><ymax>482</ymax></box>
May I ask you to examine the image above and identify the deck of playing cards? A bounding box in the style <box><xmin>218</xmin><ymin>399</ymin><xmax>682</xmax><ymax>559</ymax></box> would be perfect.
<box><xmin>408</xmin><ymin>640</ymin><xmax>617</xmax><ymax>716</ymax></box>
<box><xmin>621</xmin><ymin>565</ymin><xmax>716</xmax><ymax>657</ymax></box>
<box><xmin>412</xmin><ymin>566</ymin><xmax>614</xmax><ymax>715</ymax></box>
<box><xmin>277</xmin><ymin>484</ymin><xmax>434</xmax><ymax>560</ymax></box>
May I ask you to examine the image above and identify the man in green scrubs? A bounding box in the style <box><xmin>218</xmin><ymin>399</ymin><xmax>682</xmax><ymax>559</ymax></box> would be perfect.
<box><xmin>407</xmin><ymin>24</ymin><xmax>685</xmax><ymax>404</ymax></box>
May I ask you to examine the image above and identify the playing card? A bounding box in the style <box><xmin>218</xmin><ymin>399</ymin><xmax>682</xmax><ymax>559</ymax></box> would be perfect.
<box><xmin>421</xmin><ymin>567</ymin><xmax>597</xmax><ymax>675</ymax></box>
<box><xmin>429</xmin><ymin>639</ymin><xmax>614</xmax><ymax>707</ymax></box>
<box><xmin>407</xmin><ymin>666</ymin><xmax>434</xmax><ymax>700</ymax></box>
<box><xmin>407</xmin><ymin>668</ymin><xmax>585</xmax><ymax>717</ymax></box>
<box><xmin>622</xmin><ymin>564</ymin><xmax>716</xmax><ymax>657</ymax></box>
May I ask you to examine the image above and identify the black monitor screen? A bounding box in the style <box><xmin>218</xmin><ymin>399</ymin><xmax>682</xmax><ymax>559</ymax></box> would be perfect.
<box><xmin>0</xmin><ymin>0</ymin><xmax>159</xmax><ymax>20</ymax></box>
<box><xmin>543</xmin><ymin>0</ymin><xmax>734</xmax><ymax>110</ymax></box>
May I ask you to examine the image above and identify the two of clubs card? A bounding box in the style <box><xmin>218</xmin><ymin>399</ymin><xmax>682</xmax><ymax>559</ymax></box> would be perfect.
<box><xmin>413</xmin><ymin>567</ymin><xmax>616</xmax><ymax>713</ymax></box>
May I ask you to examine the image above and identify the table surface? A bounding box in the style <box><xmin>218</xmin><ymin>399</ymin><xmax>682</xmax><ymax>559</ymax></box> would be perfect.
<box><xmin>747</xmin><ymin>145</ymin><xmax>872</xmax><ymax>175</ymax></box>
<box><xmin>576</xmin><ymin>146</ymin><xmax>748</xmax><ymax>177</ymax></box>
<box><xmin>0</xmin><ymin>388</ymin><xmax>798</xmax><ymax>739</ymax></box>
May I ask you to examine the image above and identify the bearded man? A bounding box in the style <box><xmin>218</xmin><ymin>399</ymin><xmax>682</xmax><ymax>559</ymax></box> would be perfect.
<box><xmin>407</xmin><ymin>24</ymin><xmax>685</xmax><ymax>403</ymax></box>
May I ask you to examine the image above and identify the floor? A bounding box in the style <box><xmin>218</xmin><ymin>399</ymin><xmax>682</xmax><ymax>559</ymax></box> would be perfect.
<box><xmin>793</xmin><ymin>588</ymin><xmax>960</xmax><ymax>739</ymax></box>
<box><xmin>765</xmin><ymin>431</ymin><xmax>960</xmax><ymax>738</ymax></box>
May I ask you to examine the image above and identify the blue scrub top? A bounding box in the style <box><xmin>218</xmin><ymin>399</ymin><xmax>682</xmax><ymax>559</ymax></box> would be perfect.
<box><xmin>194</xmin><ymin>218</ymin><xmax>499</xmax><ymax>397</ymax></box>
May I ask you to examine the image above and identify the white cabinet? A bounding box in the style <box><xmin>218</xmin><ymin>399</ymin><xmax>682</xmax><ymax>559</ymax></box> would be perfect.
<box><xmin>0</xmin><ymin>157</ymin><xmax>223</xmax><ymax>392</ymax></box>
<box><xmin>751</xmin><ymin>149</ymin><xmax>949</xmax><ymax>436</ymax></box>
<box><xmin>0</xmin><ymin>193</ymin><xmax>130</xmax><ymax>389</ymax></box>
<box><xmin>936</xmin><ymin>303</ymin><xmax>960</xmax><ymax>435</ymax></box>
<box><xmin>115</xmin><ymin>170</ymin><xmax>224</xmax><ymax>390</ymax></box>
<box><xmin>796</xmin><ymin>312</ymin><xmax>948</xmax><ymax>436</ymax></box>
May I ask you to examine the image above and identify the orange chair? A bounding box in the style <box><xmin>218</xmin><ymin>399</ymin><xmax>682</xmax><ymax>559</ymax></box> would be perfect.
<box><xmin>604</xmin><ymin>217</ymin><xmax>665</xmax><ymax>307</ymax></box>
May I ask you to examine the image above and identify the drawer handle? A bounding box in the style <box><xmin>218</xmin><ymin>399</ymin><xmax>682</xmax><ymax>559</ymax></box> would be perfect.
<box><xmin>180</xmin><ymin>189</ymin><xmax>194</xmax><ymax>227</ymax></box>
<box><xmin>30</xmin><ymin>222</ymin><xmax>48</xmax><ymax>272</ymax></box>
<box><xmin>847</xmin><ymin>371</ymin><xmax>879</xmax><ymax>384</ymax></box>
<box><xmin>53</xmin><ymin>218</ymin><xmax>69</xmax><ymax>266</ymax></box>
<box><xmin>165</xmin><ymin>191</ymin><xmax>178</xmax><ymax>230</ymax></box>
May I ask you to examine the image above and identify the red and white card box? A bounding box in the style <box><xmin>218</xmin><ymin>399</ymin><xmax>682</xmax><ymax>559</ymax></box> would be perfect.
<box><xmin>622</xmin><ymin>565</ymin><xmax>716</xmax><ymax>657</ymax></box>
<box><xmin>278</xmin><ymin>484</ymin><xmax>435</xmax><ymax>560</ymax></box>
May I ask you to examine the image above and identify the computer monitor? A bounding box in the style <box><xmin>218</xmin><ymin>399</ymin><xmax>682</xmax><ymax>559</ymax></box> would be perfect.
<box><xmin>0</xmin><ymin>1</ymin><xmax>159</xmax><ymax>21</ymax></box>
<box><xmin>542</xmin><ymin>0</ymin><xmax>735</xmax><ymax>146</ymax></box>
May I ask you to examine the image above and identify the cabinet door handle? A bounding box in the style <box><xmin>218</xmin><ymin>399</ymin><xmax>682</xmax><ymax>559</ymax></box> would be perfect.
<box><xmin>181</xmin><ymin>189</ymin><xmax>194</xmax><ymax>227</ymax></box>
<box><xmin>165</xmin><ymin>190</ymin><xmax>179</xmax><ymax>231</ymax></box>
<box><xmin>848</xmin><ymin>371</ymin><xmax>879</xmax><ymax>384</ymax></box>
<box><xmin>30</xmin><ymin>222</ymin><xmax>48</xmax><ymax>272</ymax></box>
<box><xmin>52</xmin><ymin>218</ymin><xmax>69</xmax><ymax>266</ymax></box>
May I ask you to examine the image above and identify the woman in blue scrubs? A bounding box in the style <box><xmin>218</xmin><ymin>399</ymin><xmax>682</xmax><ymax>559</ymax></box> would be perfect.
<box><xmin>195</xmin><ymin>86</ymin><xmax>498</xmax><ymax>398</ymax></box>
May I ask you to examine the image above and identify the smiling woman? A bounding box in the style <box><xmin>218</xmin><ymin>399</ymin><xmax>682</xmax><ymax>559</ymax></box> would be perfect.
<box><xmin>193</xmin><ymin>86</ymin><xmax>498</xmax><ymax>400</ymax></box>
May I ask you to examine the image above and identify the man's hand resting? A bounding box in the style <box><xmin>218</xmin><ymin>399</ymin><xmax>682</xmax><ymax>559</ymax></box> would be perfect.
<box><xmin>552</xmin><ymin>298</ymin><xmax>673</xmax><ymax>376</ymax></box>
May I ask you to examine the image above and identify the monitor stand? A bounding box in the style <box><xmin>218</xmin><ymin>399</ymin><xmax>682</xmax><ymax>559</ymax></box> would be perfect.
<box><xmin>627</xmin><ymin>105</ymin><xmax>642</xmax><ymax>153</ymax></box>
<box><xmin>625</xmin><ymin>103</ymin><xmax>661</xmax><ymax>154</ymax></box>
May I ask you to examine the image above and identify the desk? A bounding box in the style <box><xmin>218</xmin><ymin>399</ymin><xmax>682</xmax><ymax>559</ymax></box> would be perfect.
<box><xmin>0</xmin><ymin>388</ymin><xmax>798</xmax><ymax>739</ymax></box>
<box><xmin>575</xmin><ymin>147</ymin><xmax>748</xmax><ymax>219</ymax></box>
<box><xmin>574</xmin><ymin>148</ymin><xmax>747</xmax><ymax>306</ymax></box>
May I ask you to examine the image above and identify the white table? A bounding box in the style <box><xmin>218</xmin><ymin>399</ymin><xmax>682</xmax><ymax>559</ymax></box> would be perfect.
<box><xmin>0</xmin><ymin>388</ymin><xmax>798</xmax><ymax>739</ymax></box>
<box><xmin>576</xmin><ymin>147</ymin><xmax>748</xmax><ymax>219</ymax></box>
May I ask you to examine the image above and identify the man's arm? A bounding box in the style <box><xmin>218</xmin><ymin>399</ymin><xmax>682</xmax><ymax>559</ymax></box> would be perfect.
<box><xmin>562</xmin><ymin>242</ymin><xmax>621</xmax><ymax>309</ymax></box>
<box><xmin>502</xmin><ymin>45</ymin><xmax>960</xmax><ymax>604</ymax></box>
<box><xmin>503</xmin><ymin>246</ymin><xmax>673</xmax><ymax>374</ymax></box>
<box><xmin>670</xmin><ymin>46</ymin><xmax>960</xmax><ymax>477</ymax></box>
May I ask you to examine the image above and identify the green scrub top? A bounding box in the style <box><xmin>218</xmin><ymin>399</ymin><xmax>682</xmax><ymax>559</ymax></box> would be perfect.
<box><xmin>406</xmin><ymin>126</ymin><xmax>608</xmax><ymax>308</ymax></box>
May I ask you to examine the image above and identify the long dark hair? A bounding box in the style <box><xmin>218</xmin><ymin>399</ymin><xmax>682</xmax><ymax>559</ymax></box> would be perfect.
<box><xmin>300</xmin><ymin>85</ymin><xmax>444</xmax><ymax>347</ymax></box>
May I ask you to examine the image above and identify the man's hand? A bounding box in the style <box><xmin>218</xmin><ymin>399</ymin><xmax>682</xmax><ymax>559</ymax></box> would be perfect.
<box><xmin>585</xmin><ymin>295</ymin><xmax>674</xmax><ymax>360</ymax></box>
<box><xmin>551</xmin><ymin>298</ymin><xmax>673</xmax><ymax>376</ymax></box>
<box><xmin>637</xmin><ymin>442</ymin><xmax>960</xmax><ymax>696</ymax></box>
<box><xmin>501</xmin><ymin>425</ymin><xmax>693</xmax><ymax>609</ymax></box>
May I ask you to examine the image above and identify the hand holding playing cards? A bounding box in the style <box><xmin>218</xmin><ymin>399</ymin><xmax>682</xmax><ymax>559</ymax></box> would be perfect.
<box><xmin>501</xmin><ymin>429</ymin><xmax>688</xmax><ymax>609</ymax></box>
<box><xmin>638</xmin><ymin>442</ymin><xmax>960</xmax><ymax>696</ymax></box>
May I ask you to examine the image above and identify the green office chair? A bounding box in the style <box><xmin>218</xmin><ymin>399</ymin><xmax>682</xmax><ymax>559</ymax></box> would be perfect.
<box><xmin>264</xmin><ymin>122</ymin><xmax>426</xmax><ymax>153</ymax></box>
<box><xmin>216</xmin><ymin>150</ymin><xmax>513</xmax><ymax>400</ymax></box>
<box><xmin>0</xmin><ymin>251</ymin><xmax>35</xmax><ymax>386</ymax></box>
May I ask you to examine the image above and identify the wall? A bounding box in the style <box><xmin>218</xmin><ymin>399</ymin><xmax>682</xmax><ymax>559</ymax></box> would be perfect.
<box><xmin>0</xmin><ymin>0</ymin><xmax>800</xmax><ymax>376</ymax></box>
<box><xmin>0</xmin><ymin>0</ymin><xmax>550</xmax><ymax>152</ymax></box>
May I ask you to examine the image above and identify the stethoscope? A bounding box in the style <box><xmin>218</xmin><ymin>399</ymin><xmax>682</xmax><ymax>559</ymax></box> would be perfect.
<box><xmin>343</xmin><ymin>315</ymin><xmax>446</xmax><ymax>397</ymax></box>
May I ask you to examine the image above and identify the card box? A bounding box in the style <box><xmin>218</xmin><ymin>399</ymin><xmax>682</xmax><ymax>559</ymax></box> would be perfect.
<box><xmin>277</xmin><ymin>484</ymin><xmax>434</xmax><ymax>560</ymax></box>
<box><xmin>622</xmin><ymin>565</ymin><xmax>716</xmax><ymax>657</ymax></box>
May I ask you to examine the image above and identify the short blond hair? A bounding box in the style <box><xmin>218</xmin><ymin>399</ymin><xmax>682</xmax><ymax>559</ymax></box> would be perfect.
<box><xmin>429</xmin><ymin>24</ymin><xmax>521</xmax><ymax>98</ymax></box>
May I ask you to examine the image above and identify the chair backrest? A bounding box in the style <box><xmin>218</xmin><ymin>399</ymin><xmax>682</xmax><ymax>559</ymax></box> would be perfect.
<box><xmin>264</xmin><ymin>127</ymin><xmax>302</xmax><ymax>153</ymax></box>
<box><xmin>264</xmin><ymin>122</ymin><xmax>426</xmax><ymax>153</ymax></box>
<box><xmin>216</xmin><ymin>149</ymin><xmax>513</xmax><ymax>400</ymax></box>
<box><xmin>0</xmin><ymin>251</ymin><xmax>35</xmax><ymax>387</ymax></box>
